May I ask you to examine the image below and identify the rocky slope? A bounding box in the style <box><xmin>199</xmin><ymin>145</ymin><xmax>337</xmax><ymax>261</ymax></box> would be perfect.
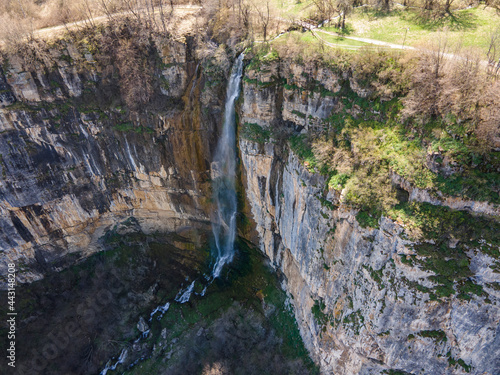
<box><xmin>0</xmin><ymin>31</ymin><xmax>228</xmax><ymax>286</ymax></box>
<box><xmin>239</xmin><ymin>55</ymin><xmax>500</xmax><ymax>374</ymax></box>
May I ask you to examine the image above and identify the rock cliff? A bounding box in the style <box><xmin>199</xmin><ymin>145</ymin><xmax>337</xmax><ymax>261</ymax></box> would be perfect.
<box><xmin>0</xmin><ymin>31</ymin><xmax>228</xmax><ymax>286</ymax></box>
<box><xmin>239</xmin><ymin>55</ymin><xmax>500</xmax><ymax>374</ymax></box>
<box><xmin>1</xmin><ymin>28</ymin><xmax>499</xmax><ymax>375</ymax></box>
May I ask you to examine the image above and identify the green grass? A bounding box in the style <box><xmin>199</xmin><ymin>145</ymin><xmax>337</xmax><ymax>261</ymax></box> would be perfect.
<box><xmin>323</xmin><ymin>7</ymin><xmax>500</xmax><ymax>54</ymax></box>
<box><xmin>288</xmin><ymin>134</ymin><xmax>318</xmax><ymax>171</ymax></box>
<box><xmin>315</xmin><ymin>30</ymin><xmax>374</xmax><ymax>48</ymax></box>
<box><xmin>322</xmin><ymin>109</ymin><xmax>498</xmax><ymax>206</ymax></box>
<box><xmin>273</xmin><ymin>30</ymin><xmax>370</xmax><ymax>52</ymax></box>
<box><xmin>246</xmin><ymin>45</ymin><xmax>280</xmax><ymax>71</ymax></box>
<box><xmin>240</xmin><ymin>122</ymin><xmax>272</xmax><ymax>144</ymax></box>
<box><xmin>269</xmin><ymin>0</ymin><xmax>315</xmax><ymax>18</ymax></box>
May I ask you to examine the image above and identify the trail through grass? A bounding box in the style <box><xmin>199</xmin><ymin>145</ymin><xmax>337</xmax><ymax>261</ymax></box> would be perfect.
<box><xmin>322</xmin><ymin>6</ymin><xmax>499</xmax><ymax>54</ymax></box>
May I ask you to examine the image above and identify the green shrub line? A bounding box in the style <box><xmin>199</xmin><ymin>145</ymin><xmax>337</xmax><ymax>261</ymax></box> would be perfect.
<box><xmin>245</xmin><ymin>44</ymin><xmax>499</xmax><ymax>212</ymax></box>
<box><xmin>291</xmin><ymin>109</ymin><xmax>306</xmax><ymax>119</ymax></box>
<box><xmin>417</xmin><ymin>329</ymin><xmax>447</xmax><ymax>343</ymax></box>
<box><xmin>311</xmin><ymin>299</ymin><xmax>330</xmax><ymax>330</ymax></box>
<box><xmin>240</xmin><ymin>122</ymin><xmax>271</xmax><ymax>144</ymax></box>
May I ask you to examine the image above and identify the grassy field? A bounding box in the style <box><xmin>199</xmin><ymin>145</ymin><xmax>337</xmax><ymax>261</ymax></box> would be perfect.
<box><xmin>315</xmin><ymin>29</ymin><xmax>375</xmax><ymax>48</ymax></box>
<box><xmin>322</xmin><ymin>6</ymin><xmax>500</xmax><ymax>54</ymax></box>
<box><xmin>271</xmin><ymin>0</ymin><xmax>316</xmax><ymax>18</ymax></box>
<box><xmin>272</xmin><ymin>29</ymin><xmax>372</xmax><ymax>51</ymax></box>
<box><xmin>266</xmin><ymin>0</ymin><xmax>499</xmax><ymax>54</ymax></box>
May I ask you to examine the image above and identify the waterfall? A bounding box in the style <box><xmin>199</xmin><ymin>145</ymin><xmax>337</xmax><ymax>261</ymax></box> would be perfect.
<box><xmin>99</xmin><ymin>55</ymin><xmax>246</xmax><ymax>375</ymax></box>
<box><xmin>211</xmin><ymin>53</ymin><xmax>244</xmax><ymax>278</ymax></box>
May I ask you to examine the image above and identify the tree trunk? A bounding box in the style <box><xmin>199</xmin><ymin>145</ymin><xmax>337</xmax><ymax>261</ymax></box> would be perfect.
<box><xmin>445</xmin><ymin>0</ymin><xmax>452</xmax><ymax>13</ymax></box>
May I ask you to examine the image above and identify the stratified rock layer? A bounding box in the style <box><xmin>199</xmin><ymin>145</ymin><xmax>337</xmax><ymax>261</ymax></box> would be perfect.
<box><xmin>0</xmin><ymin>36</ymin><xmax>226</xmax><ymax>285</ymax></box>
<box><xmin>239</xmin><ymin>57</ymin><xmax>500</xmax><ymax>375</ymax></box>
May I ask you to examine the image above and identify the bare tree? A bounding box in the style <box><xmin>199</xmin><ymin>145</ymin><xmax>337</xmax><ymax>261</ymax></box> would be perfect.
<box><xmin>442</xmin><ymin>0</ymin><xmax>454</xmax><ymax>14</ymax></box>
<box><xmin>158</xmin><ymin>0</ymin><xmax>168</xmax><ymax>32</ymax></box>
<box><xmin>403</xmin><ymin>35</ymin><xmax>449</xmax><ymax>121</ymax></box>
<box><xmin>116</xmin><ymin>37</ymin><xmax>153</xmax><ymax>109</ymax></box>
<box><xmin>440</xmin><ymin>47</ymin><xmax>484</xmax><ymax>122</ymax></box>
<box><xmin>98</xmin><ymin>0</ymin><xmax>117</xmax><ymax>21</ymax></box>
<box><xmin>336</xmin><ymin>0</ymin><xmax>352</xmax><ymax>30</ymax></box>
<box><xmin>254</xmin><ymin>0</ymin><xmax>271</xmax><ymax>42</ymax></box>
<box><xmin>82</xmin><ymin>0</ymin><xmax>97</xmax><ymax>28</ymax></box>
<box><xmin>122</xmin><ymin>0</ymin><xmax>142</xmax><ymax>22</ymax></box>
<box><xmin>311</xmin><ymin>0</ymin><xmax>336</xmax><ymax>23</ymax></box>
<box><xmin>477</xmin><ymin>80</ymin><xmax>500</xmax><ymax>149</ymax></box>
<box><xmin>486</xmin><ymin>28</ymin><xmax>500</xmax><ymax>77</ymax></box>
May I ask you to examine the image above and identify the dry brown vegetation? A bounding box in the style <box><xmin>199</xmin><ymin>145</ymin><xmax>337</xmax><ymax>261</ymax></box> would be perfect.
<box><xmin>0</xmin><ymin>0</ymin><xmax>190</xmax><ymax>50</ymax></box>
<box><xmin>0</xmin><ymin>0</ymin><xmax>182</xmax><ymax>31</ymax></box>
<box><xmin>401</xmin><ymin>34</ymin><xmax>500</xmax><ymax>147</ymax></box>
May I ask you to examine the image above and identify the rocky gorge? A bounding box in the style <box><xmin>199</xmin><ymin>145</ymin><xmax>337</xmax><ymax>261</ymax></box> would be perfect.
<box><xmin>0</xmin><ymin>21</ymin><xmax>499</xmax><ymax>375</ymax></box>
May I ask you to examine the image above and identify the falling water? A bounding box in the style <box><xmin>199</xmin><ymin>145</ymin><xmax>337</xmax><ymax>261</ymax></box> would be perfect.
<box><xmin>98</xmin><ymin>57</ymin><xmax>244</xmax><ymax>375</ymax></box>
<box><xmin>211</xmin><ymin>53</ymin><xmax>244</xmax><ymax>278</ymax></box>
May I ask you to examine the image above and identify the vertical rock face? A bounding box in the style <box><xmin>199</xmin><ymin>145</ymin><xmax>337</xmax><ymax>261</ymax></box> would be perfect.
<box><xmin>1</xmin><ymin>33</ymin><xmax>499</xmax><ymax>375</ymax></box>
<box><xmin>0</xmin><ymin>35</ymin><xmax>228</xmax><ymax>286</ymax></box>
<box><xmin>239</xmin><ymin>58</ymin><xmax>500</xmax><ymax>374</ymax></box>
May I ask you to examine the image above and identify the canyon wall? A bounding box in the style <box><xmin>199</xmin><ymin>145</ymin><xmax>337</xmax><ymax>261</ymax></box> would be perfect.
<box><xmin>1</xmin><ymin>28</ymin><xmax>499</xmax><ymax>375</ymax></box>
<box><xmin>239</xmin><ymin>56</ymin><xmax>500</xmax><ymax>374</ymax></box>
<box><xmin>0</xmin><ymin>33</ymin><xmax>228</xmax><ymax>286</ymax></box>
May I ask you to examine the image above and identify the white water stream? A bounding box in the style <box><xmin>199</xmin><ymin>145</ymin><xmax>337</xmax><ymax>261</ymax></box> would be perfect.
<box><xmin>211</xmin><ymin>53</ymin><xmax>244</xmax><ymax>278</ymax></box>
<box><xmin>99</xmin><ymin>53</ymin><xmax>245</xmax><ymax>375</ymax></box>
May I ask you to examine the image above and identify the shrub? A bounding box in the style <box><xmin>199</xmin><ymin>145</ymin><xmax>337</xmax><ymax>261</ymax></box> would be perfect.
<box><xmin>240</xmin><ymin>122</ymin><xmax>271</xmax><ymax>144</ymax></box>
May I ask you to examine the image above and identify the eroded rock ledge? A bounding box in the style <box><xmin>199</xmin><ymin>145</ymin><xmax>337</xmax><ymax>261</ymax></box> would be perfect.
<box><xmin>0</xmin><ymin>30</ymin><xmax>228</xmax><ymax>286</ymax></box>
<box><xmin>238</xmin><ymin>55</ymin><xmax>500</xmax><ymax>374</ymax></box>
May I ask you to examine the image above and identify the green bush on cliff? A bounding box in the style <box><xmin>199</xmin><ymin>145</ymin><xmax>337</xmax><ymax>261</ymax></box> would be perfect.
<box><xmin>288</xmin><ymin>134</ymin><xmax>318</xmax><ymax>171</ymax></box>
<box><xmin>240</xmin><ymin>122</ymin><xmax>271</xmax><ymax>144</ymax></box>
<box><xmin>342</xmin><ymin>164</ymin><xmax>398</xmax><ymax>225</ymax></box>
<box><xmin>253</xmin><ymin>42</ymin><xmax>499</xmax><ymax>211</ymax></box>
<box><xmin>417</xmin><ymin>330</ymin><xmax>447</xmax><ymax>342</ymax></box>
<box><xmin>311</xmin><ymin>299</ymin><xmax>330</xmax><ymax>329</ymax></box>
<box><xmin>246</xmin><ymin>45</ymin><xmax>279</xmax><ymax>72</ymax></box>
<box><xmin>328</xmin><ymin>172</ymin><xmax>351</xmax><ymax>190</ymax></box>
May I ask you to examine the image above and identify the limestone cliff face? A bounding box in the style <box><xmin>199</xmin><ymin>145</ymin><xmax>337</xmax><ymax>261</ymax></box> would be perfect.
<box><xmin>0</xmin><ymin>37</ymin><xmax>227</xmax><ymax>286</ymax></box>
<box><xmin>2</xmin><ymin>35</ymin><xmax>499</xmax><ymax>374</ymax></box>
<box><xmin>239</xmin><ymin>58</ymin><xmax>500</xmax><ymax>374</ymax></box>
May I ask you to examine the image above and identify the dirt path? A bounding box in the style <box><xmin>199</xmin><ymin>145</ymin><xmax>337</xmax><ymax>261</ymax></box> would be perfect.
<box><xmin>315</xmin><ymin>29</ymin><xmax>416</xmax><ymax>50</ymax></box>
<box><xmin>312</xmin><ymin>25</ymin><xmax>492</xmax><ymax>68</ymax></box>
